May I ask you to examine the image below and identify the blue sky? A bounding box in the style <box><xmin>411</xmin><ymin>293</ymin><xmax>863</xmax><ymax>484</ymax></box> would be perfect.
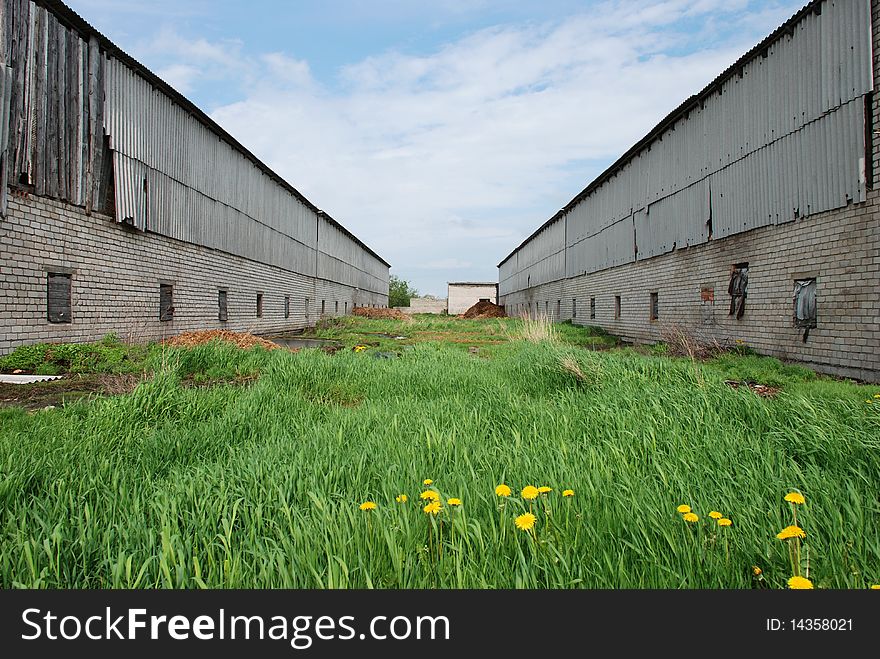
<box><xmin>67</xmin><ymin>0</ymin><xmax>806</xmax><ymax>296</ymax></box>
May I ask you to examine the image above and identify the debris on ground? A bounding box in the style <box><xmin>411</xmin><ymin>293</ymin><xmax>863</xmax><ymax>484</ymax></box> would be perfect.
<box><xmin>1</xmin><ymin>374</ymin><xmax>143</xmax><ymax>411</ymax></box>
<box><xmin>0</xmin><ymin>374</ymin><xmax>64</xmax><ymax>385</ymax></box>
<box><xmin>724</xmin><ymin>380</ymin><xmax>780</xmax><ymax>398</ymax></box>
<box><xmin>462</xmin><ymin>300</ymin><xmax>506</xmax><ymax>319</ymax></box>
<box><xmin>351</xmin><ymin>307</ymin><xmax>409</xmax><ymax>320</ymax></box>
<box><xmin>164</xmin><ymin>330</ymin><xmax>280</xmax><ymax>350</ymax></box>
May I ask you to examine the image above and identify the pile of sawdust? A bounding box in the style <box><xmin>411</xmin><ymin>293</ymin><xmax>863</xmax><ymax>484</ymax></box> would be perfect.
<box><xmin>462</xmin><ymin>300</ymin><xmax>506</xmax><ymax>319</ymax></box>
<box><xmin>164</xmin><ymin>330</ymin><xmax>279</xmax><ymax>350</ymax></box>
<box><xmin>352</xmin><ymin>307</ymin><xmax>408</xmax><ymax>320</ymax></box>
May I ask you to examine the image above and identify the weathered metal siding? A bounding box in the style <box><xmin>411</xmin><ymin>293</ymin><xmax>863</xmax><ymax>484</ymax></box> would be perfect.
<box><xmin>501</xmin><ymin>0</ymin><xmax>873</xmax><ymax>295</ymax></box>
<box><xmin>317</xmin><ymin>216</ymin><xmax>388</xmax><ymax>295</ymax></box>
<box><xmin>104</xmin><ymin>56</ymin><xmax>319</xmax><ymax>276</ymax></box>
<box><xmin>2</xmin><ymin>0</ymin><xmax>389</xmax><ymax>298</ymax></box>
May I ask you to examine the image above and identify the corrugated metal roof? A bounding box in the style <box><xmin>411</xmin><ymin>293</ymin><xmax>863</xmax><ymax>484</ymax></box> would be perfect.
<box><xmin>498</xmin><ymin>0</ymin><xmax>831</xmax><ymax>268</ymax></box>
<box><xmin>37</xmin><ymin>0</ymin><xmax>390</xmax><ymax>268</ymax></box>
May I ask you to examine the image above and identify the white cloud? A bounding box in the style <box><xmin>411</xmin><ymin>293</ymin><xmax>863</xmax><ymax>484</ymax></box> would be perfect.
<box><xmin>103</xmin><ymin>0</ymin><xmax>804</xmax><ymax>295</ymax></box>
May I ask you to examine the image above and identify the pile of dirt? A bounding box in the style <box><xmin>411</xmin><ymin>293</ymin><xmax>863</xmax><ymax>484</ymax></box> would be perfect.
<box><xmin>462</xmin><ymin>300</ymin><xmax>506</xmax><ymax>319</ymax></box>
<box><xmin>164</xmin><ymin>330</ymin><xmax>280</xmax><ymax>350</ymax></box>
<box><xmin>352</xmin><ymin>307</ymin><xmax>408</xmax><ymax>320</ymax></box>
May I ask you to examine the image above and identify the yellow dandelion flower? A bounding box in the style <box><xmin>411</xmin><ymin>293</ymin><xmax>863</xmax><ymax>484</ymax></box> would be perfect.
<box><xmin>683</xmin><ymin>513</ymin><xmax>699</xmax><ymax>523</ymax></box>
<box><xmin>359</xmin><ymin>501</ymin><xmax>377</xmax><ymax>511</ymax></box>
<box><xmin>423</xmin><ymin>479</ymin><xmax>433</xmax><ymax>486</ymax></box>
<box><xmin>353</xmin><ymin>345</ymin><xmax>367</xmax><ymax>353</ymax></box>
<box><xmin>395</xmin><ymin>494</ymin><xmax>408</xmax><ymax>503</ymax></box>
<box><xmin>495</xmin><ymin>484</ymin><xmax>512</xmax><ymax>497</ymax></box>
<box><xmin>420</xmin><ymin>490</ymin><xmax>439</xmax><ymax>501</ymax></box>
<box><xmin>538</xmin><ymin>486</ymin><xmax>552</xmax><ymax>494</ymax></box>
<box><xmin>784</xmin><ymin>492</ymin><xmax>805</xmax><ymax>505</ymax></box>
<box><xmin>447</xmin><ymin>498</ymin><xmax>462</xmax><ymax>506</ymax></box>
<box><xmin>709</xmin><ymin>511</ymin><xmax>723</xmax><ymax>519</ymax></box>
<box><xmin>776</xmin><ymin>525</ymin><xmax>806</xmax><ymax>540</ymax></box>
<box><xmin>718</xmin><ymin>518</ymin><xmax>732</xmax><ymax>527</ymax></box>
<box><xmin>874</xmin><ymin>394</ymin><xmax>880</xmax><ymax>399</ymax></box>
<box><xmin>870</xmin><ymin>585</ymin><xmax>880</xmax><ymax>589</ymax></box>
<box><xmin>752</xmin><ymin>566</ymin><xmax>762</xmax><ymax>576</ymax></box>
<box><xmin>423</xmin><ymin>501</ymin><xmax>441</xmax><ymax>515</ymax></box>
<box><xmin>521</xmin><ymin>485</ymin><xmax>539</xmax><ymax>500</ymax></box>
<box><xmin>515</xmin><ymin>512</ymin><xmax>536</xmax><ymax>531</ymax></box>
<box><xmin>677</xmin><ymin>505</ymin><xmax>691</xmax><ymax>514</ymax></box>
<box><xmin>562</xmin><ymin>489</ymin><xmax>575</xmax><ymax>497</ymax></box>
<box><xmin>787</xmin><ymin>576</ymin><xmax>814</xmax><ymax>590</ymax></box>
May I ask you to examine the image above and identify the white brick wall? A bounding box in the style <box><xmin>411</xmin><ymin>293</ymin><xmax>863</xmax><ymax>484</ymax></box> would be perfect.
<box><xmin>447</xmin><ymin>284</ymin><xmax>498</xmax><ymax>315</ymax></box>
<box><xmin>0</xmin><ymin>193</ymin><xmax>387</xmax><ymax>354</ymax></box>
<box><xmin>500</xmin><ymin>0</ymin><xmax>880</xmax><ymax>383</ymax></box>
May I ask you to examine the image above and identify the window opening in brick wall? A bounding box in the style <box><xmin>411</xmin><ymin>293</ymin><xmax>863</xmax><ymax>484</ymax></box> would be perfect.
<box><xmin>590</xmin><ymin>297</ymin><xmax>596</xmax><ymax>319</ymax></box>
<box><xmin>793</xmin><ymin>278</ymin><xmax>817</xmax><ymax>341</ymax></box>
<box><xmin>284</xmin><ymin>296</ymin><xmax>290</xmax><ymax>319</ymax></box>
<box><xmin>256</xmin><ymin>293</ymin><xmax>263</xmax><ymax>318</ymax></box>
<box><xmin>614</xmin><ymin>295</ymin><xmax>621</xmax><ymax>319</ymax></box>
<box><xmin>336</xmin><ymin>301</ymin><xmax>339</xmax><ymax>314</ymax></box>
<box><xmin>321</xmin><ymin>300</ymin><xmax>326</xmax><ymax>315</ymax></box>
<box><xmin>218</xmin><ymin>290</ymin><xmax>228</xmax><ymax>322</ymax></box>
<box><xmin>344</xmin><ymin>301</ymin><xmax>348</xmax><ymax>314</ymax></box>
<box><xmin>47</xmin><ymin>273</ymin><xmax>72</xmax><ymax>324</ymax></box>
<box><xmin>728</xmin><ymin>263</ymin><xmax>748</xmax><ymax>319</ymax></box>
<box><xmin>572</xmin><ymin>298</ymin><xmax>577</xmax><ymax>318</ymax></box>
<box><xmin>556</xmin><ymin>300</ymin><xmax>561</xmax><ymax>317</ymax></box>
<box><xmin>305</xmin><ymin>298</ymin><xmax>310</xmax><ymax>319</ymax></box>
<box><xmin>650</xmin><ymin>292</ymin><xmax>659</xmax><ymax>321</ymax></box>
<box><xmin>159</xmin><ymin>284</ymin><xmax>174</xmax><ymax>322</ymax></box>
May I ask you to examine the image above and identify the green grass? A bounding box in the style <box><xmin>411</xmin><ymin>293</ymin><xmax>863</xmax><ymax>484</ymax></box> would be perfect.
<box><xmin>0</xmin><ymin>316</ymin><xmax>878</xmax><ymax>589</ymax></box>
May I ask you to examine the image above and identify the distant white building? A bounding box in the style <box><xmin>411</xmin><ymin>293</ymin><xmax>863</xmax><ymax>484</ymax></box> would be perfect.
<box><xmin>447</xmin><ymin>282</ymin><xmax>498</xmax><ymax>315</ymax></box>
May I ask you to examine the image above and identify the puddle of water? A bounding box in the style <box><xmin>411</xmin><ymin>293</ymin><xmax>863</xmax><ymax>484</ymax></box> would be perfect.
<box><xmin>272</xmin><ymin>338</ymin><xmax>342</xmax><ymax>350</ymax></box>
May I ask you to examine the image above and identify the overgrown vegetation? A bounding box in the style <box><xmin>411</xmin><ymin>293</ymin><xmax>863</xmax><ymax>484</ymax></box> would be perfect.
<box><xmin>388</xmin><ymin>274</ymin><xmax>419</xmax><ymax>308</ymax></box>
<box><xmin>0</xmin><ymin>316</ymin><xmax>877</xmax><ymax>588</ymax></box>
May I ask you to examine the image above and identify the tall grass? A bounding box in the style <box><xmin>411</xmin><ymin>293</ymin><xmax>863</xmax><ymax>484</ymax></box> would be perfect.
<box><xmin>0</xmin><ymin>321</ymin><xmax>877</xmax><ymax>589</ymax></box>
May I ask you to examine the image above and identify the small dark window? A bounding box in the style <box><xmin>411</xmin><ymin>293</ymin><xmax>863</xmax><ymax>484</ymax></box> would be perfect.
<box><xmin>572</xmin><ymin>298</ymin><xmax>577</xmax><ymax>318</ymax></box>
<box><xmin>47</xmin><ymin>273</ymin><xmax>72</xmax><ymax>324</ymax></box>
<box><xmin>305</xmin><ymin>298</ymin><xmax>310</xmax><ymax>319</ymax></box>
<box><xmin>614</xmin><ymin>295</ymin><xmax>621</xmax><ymax>319</ymax></box>
<box><xmin>159</xmin><ymin>284</ymin><xmax>174</xmax><ymax>322</ymax></box>
<box><xmin>256</xmin><ymin>293</ymin><xmax>263</xmax><ymax>318</ymax></box>
<box><xmin>321</xmin><ymin>300</ymin><xmax>326</xmax><ymax>315</ymax></box>
<box><xmin>794</xmin><ymin>278</ymin><xmax>817</xmax><ymax>328</ymax></box>
<box><xmin>728</xmin><ymin>263</ymin><xmax>748</xmax><ymax>319</ymax></box>
<box><xmin>556</xmin><ymin>300</ymin><xmax>561</xmax><ymax>317</ymax></box>
<box><xmin>650</xmin><ymin>292</ymin><xmax>659</xmax><ymax>321</ymax></box>
<box><xmin>590</xmin><ymin>297</ymin><xmax>596</xmax><ymax>319</ymax></box>
<box><xmin>335</xmin><ymin>301</ymin><xmax>339</xmax><ymax>314</ymax></box>
<box><xmin>285</xmin><ymin>296</ymin><xmax>290</xmax><ymax>319</ymax></box>
<box><xmin>218</xmin><ymin>290</ymin><xmax>228</xmax><ymax>322</ymax></box>
<box><xmin>544</xmin><ymin>301</ymin><xmax>548</xmax><ymax>315</ymax></box>
<box><xmin>344</xmin><ymin>302</ymin><xmax>348</xmax><ymax>314</ymax></box>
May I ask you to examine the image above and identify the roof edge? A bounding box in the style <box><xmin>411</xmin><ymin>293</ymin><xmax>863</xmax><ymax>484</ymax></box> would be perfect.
<box><xmin>39</xmin><ymin>0</ymin><xmax>390</xmax><ymax>270</ymax></box>
<box><xmin>497</xmin><ymin>0</ymin><xmax>824</xmax><ymax>268</ymax></box>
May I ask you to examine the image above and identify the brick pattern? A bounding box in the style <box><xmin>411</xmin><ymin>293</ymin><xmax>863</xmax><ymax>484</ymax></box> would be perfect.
<box><xmin>0</xmin><ymin>193</ymin><xmax>387</xmax><ymax>354</ymax></box>
<box><xmin>500</xmin><ymin>0</ymin><xmax>880</xmax><ymax>383</ymax></box>
<box><xmin>503</xmin><ymin>187</ymin><xmax>880</xmax><ymax>381</ymax></box>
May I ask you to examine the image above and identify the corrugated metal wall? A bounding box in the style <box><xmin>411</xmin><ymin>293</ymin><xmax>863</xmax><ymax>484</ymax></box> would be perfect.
<box><xmin>1</xmin><ymin>0</ymin><xmax>389</xmax><ymax>297</ymax></box>
<box><xmin>501</xmin><ymin>0</ymin><xmax>873</xmax><ymax>295</ymax></box>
